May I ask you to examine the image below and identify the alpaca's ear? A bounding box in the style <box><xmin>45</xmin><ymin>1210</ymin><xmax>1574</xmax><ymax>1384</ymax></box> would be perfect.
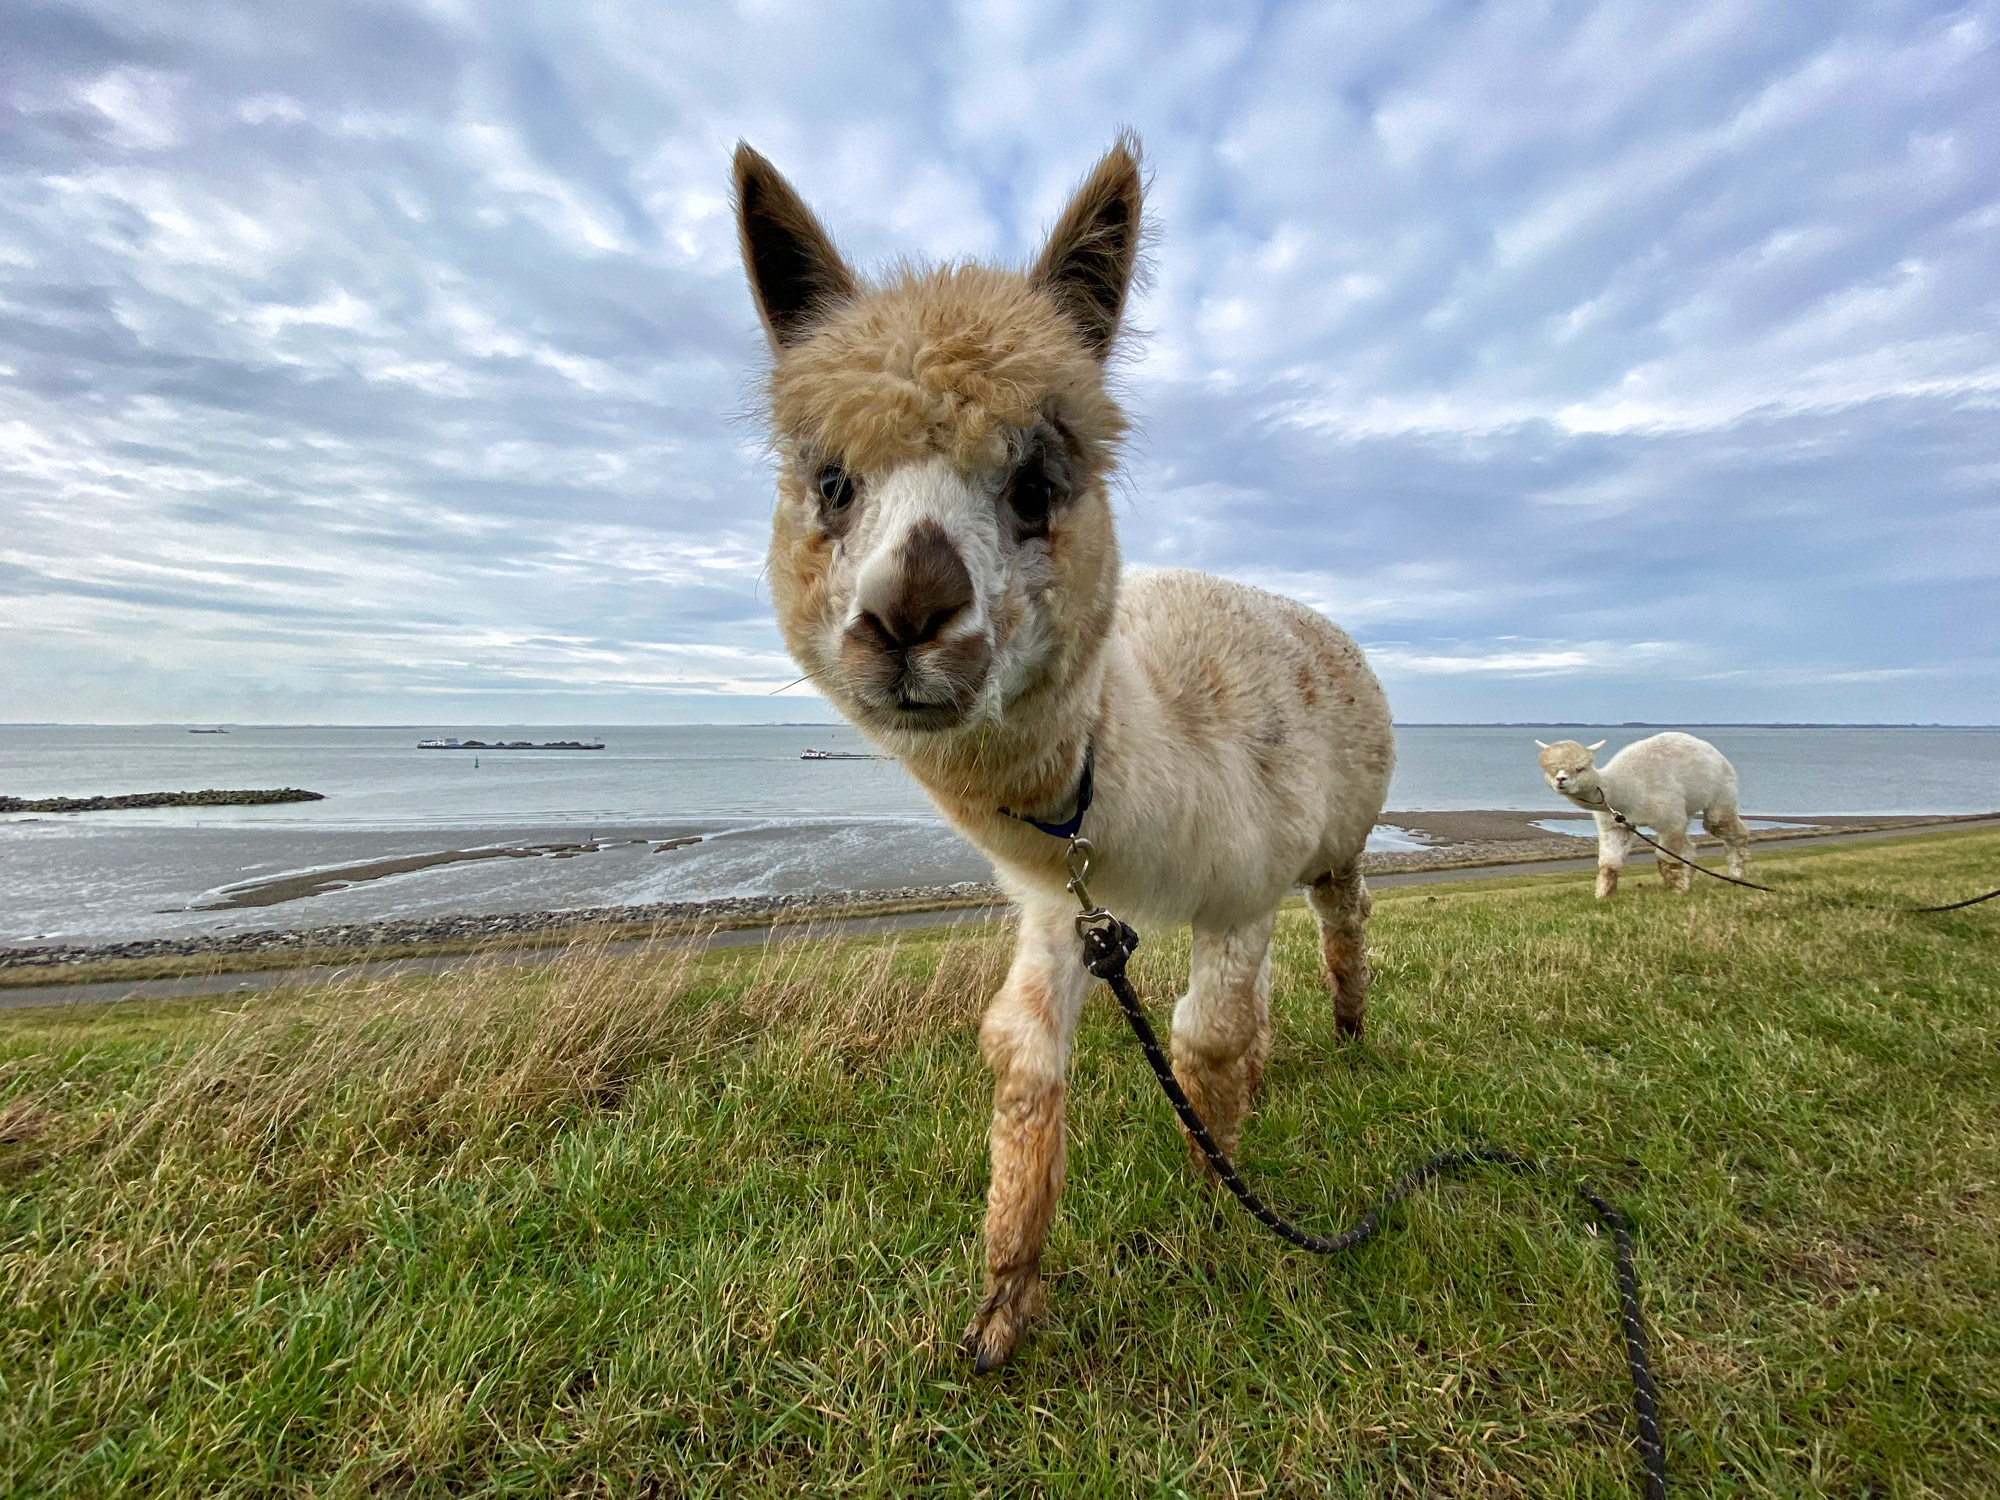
<box><xmin>1586</xmin><ymin>740</ymin><xmax>1607</xmax><ymax>752</ymax></box>
<box><xmin>1534</xmin><ymin>739</ymin><xmax>1549</xmax><ymax>749</ymax></box>
<box><xmin>733</xmin><ymin>143</ymin><xmax>858</xmax><ymax>349</ymax></box>
<box><xmin>1032</xmin><ymin>132</ymin><xmax>1143</xmax><ymax>361</ymax></box>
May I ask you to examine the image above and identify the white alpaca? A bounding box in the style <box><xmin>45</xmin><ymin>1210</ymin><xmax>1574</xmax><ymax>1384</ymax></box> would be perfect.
<box><xmin>734</xmin><ymin>135</ymin><xmax>1395</xmax><ymax>1369</ymax></box>
<box><xmin>1536</xmin><ymin>733</ymin><xmax>1751</xmax><ymax>898</ymax></box>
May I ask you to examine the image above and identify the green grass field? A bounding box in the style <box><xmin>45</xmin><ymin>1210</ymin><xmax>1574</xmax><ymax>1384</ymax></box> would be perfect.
<box><xmin>2</xmin><ymin>831</ymin><xmax>1996</xmax><ymax>1497</ymax></box>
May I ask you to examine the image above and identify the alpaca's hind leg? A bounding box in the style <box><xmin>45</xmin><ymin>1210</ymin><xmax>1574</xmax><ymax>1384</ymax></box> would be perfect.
<box><xmin>1657</xmin><ymin>822</ymin><xmax>1691</xmax><ymax>893</ymax></box>
<box><xmin>962</xmin><ymin>903</ymin><xmax>1091</xmax><ymax>1373</ymax></box>
<box><xmin>1171</xmin><ymin>910</ymin><xmax>1277</xmax><ymax>1170</ymax></box>
<box><xmin>1704</xmin><ymin>806</ymin><xmax>1752</xmax><ymax>879</ymax></box>
<box><xmin>1307</xmin><ymin>866</ymin><xmax>1372</xmax><ymax>1037</ymax></box>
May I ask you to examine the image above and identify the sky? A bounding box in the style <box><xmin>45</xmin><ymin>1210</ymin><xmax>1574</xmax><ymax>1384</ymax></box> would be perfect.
<box><xmin>1</xmin><ymin>0</ymin><xmax>1996</xmax><ymax>727</ymax></box>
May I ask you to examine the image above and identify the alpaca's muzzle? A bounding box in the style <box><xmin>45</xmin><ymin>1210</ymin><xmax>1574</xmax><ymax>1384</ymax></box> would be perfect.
<box><xmin>839</xmin><ymin>519</ymin><xmax>992</xmax><ymax>728</ymax></box>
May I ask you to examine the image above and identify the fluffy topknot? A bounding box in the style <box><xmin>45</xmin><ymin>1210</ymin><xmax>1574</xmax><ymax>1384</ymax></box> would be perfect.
<box><xmin>767</xmin><ymin>264</ymin><xmax>1128</xmax><ymax>477</ymax></box>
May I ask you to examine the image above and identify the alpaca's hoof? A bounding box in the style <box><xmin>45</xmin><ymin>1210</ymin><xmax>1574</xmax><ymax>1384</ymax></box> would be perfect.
<box><xmin>1184</xmin><ymin>1131</ymin><xmax>1223</xmax><ymax>1180</ymax></box>
<box><xmin>1336</xmin><ymin>1013</ymin><xmax>1364</xmax><ymax>1041</ymax></box>
<box><xmin>961</xmin><ymin>1266</ymin><xmax>1043</xmax><ymax>1373</ymax></box>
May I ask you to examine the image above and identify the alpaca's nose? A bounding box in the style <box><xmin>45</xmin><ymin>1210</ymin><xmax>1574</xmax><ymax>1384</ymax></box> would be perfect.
<box><xmin>854</xmin><ymin>520</ymin><xmax>974</xmax><ymax>650</ymax></box>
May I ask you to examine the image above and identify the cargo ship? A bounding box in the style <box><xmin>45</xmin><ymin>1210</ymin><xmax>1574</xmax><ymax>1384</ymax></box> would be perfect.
<box><xmin>417</xmin><ymin>737</ymin><xmax>605</xmax><ymax>750</ymax></box>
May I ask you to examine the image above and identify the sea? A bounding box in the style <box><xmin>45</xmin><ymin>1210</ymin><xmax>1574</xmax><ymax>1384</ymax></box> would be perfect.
<box><xmin>3</xmin><ymin>723</ymin><xmax>1996</xmax><ymax>945</ymax></box>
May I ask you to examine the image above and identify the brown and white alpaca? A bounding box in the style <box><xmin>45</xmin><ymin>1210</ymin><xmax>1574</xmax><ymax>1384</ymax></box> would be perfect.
<box><xmin>733</xmin><ymin>134</ymin><xmax>1395</xmax><ymax>1369</ymax></box>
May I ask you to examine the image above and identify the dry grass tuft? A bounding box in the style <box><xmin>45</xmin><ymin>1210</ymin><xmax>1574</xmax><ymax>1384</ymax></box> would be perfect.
<box><xmin>713</xmin><ymin>918</ymin><xmax>1004</xmax><ymax>1062</ymax></box>
<box><xmin>84</xmin><ymin>922</ymin><xmax>1008</xmax><ymax>1191</ymax></box>
<box><xmin>0</xmin><ymin>1087</ymin><xmax>56</xmax><ymax>1180</ymax></box>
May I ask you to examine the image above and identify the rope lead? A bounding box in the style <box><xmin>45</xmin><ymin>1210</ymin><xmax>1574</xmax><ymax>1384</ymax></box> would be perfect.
<box><xmin>1583</xmin><ymin>791</ymin><xmax>2000</xmax><ymax>912</ymax></box>
<box><xmin>1079</xmin><ymin>916</ymin><xmax>1669</xmax><ymax>1500</ymax></box>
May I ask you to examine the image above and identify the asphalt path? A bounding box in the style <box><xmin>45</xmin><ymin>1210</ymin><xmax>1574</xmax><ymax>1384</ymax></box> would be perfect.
<box><xmin>6</xmin><ymin>816</ymin><xmax>1993</xmax><ymax>1013</ymax></box>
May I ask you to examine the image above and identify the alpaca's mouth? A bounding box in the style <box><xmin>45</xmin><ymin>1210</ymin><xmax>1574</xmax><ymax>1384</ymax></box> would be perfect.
<box><xmin>834</xmin><ymin>667</ymin><xmax>985</xmax><ymax>735</ymax></box>
<box><xmin>838</xmin><ymin>673</ymin><xmax>980</xmax><ymax>733</ymax></box>
<box><xmin>833</xmin><ymin>685</ymin><xmax>974</xmax><ymax>737</ymax></box>
<box><xmin>887</xmin><ymin>696</ymin><xmax>972</xmax><ymax>732</ymax></box>
<box><xmin>837</xmin><ymin>626</ymin><xmax>993</xmax><ymax>734</ymax></box>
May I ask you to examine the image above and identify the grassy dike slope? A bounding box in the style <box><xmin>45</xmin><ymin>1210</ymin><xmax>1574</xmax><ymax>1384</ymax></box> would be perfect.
<box><xmin>2</xmin><ymin>831</ymin><xmax>1996</xmax><ymax>1497</ymax></box>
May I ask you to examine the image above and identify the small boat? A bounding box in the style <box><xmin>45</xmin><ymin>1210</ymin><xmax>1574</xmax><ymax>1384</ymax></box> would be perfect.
<box><xmin>801</xmin><ymin>747</ymin><xmax>881</xmax><ymax>761</ymax></box>
<box><xmin>188</xmin><ymin>727</ymin><xmax>229</xmax><ymax>734</ymax></box>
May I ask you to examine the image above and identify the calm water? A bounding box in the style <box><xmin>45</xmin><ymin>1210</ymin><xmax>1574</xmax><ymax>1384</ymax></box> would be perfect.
<box><xmin>3</xmin><ymin>723</ymin><xmax>1995</xmax><ymax>944</ymax></box>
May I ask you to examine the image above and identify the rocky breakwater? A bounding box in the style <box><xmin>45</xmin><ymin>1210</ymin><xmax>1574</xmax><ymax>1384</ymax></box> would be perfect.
<box><xmin>0</xmin><ymin>788</ymin><xmax>325</xmax><ymax>814</ymax></box>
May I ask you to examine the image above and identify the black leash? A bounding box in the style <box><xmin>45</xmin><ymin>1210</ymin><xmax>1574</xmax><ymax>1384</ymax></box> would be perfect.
<box><xmin>996</xmin><ymin>742</ymin><xmax>1670</xmax><ymax>1496</ymax></box>
<box><xmin>987</xmin><ymin>745</ymin><xmax>1984</xmax><ymax>1496</ymax></box>
<box><xmin>1580</xmin><ymin>791</ymin><xmax>2000</xmax><ymax>913</ymax></box>
<box><xmin>1076</xmin><ymin>911</ymin><xmax>1668</xmax><ymax>1500</ymax></box>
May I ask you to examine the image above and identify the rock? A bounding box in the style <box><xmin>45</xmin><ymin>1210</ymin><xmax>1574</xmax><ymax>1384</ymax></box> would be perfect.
<box><xmin>0</xmin><ymin>788</ymin><xmax>325</xmax><ymax>814</ymax></box>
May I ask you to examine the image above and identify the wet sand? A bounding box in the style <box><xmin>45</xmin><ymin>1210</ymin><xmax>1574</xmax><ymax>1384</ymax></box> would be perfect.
<box><xmin>196</xmin><ymin>838</ymin><xmax>702</xmax><ymax>908</ymax></box>
<box><xmin>3</xmin><ymin>809</ymin><xmax>1988</xmax><ymax>975</ymax></box>
<box><xmin>174</xmin><ymin>810</ymin><xmax>1941</xmax><ymax>916</ymax></box>
<box><xmin>8</xmin><ymin>813</ymin><xmax>1995</xmax><ymax>1008</ymax></box>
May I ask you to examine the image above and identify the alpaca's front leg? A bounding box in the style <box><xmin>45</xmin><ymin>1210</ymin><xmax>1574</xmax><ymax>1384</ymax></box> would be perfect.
<box><xmin>1592</xmin><ymin>810</ymin><xmax>1628</xmax><ymax>899</ymax></box>
<box><xmin>1171</xmin><ymin>911</ymin><xmax>1277</xmax><ymax>1169</ymax></box>
<box><xmin>962</xmin><ymin>903</ymin><xmax>1091</xmax><ymax>1372</ymax></box>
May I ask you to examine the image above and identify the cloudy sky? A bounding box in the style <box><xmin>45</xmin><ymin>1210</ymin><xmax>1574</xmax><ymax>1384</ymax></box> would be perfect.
<box><xmin>2</xmin><ymin>0</ymin><xmax>1996</xmax><ymax>726</ymax></box>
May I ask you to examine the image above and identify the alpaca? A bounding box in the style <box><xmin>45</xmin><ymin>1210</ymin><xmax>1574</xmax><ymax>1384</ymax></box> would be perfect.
<box><xmin>733</xmin><ymin>134</ymin><xmax>1394</xmax><ymax>1370</ymax></box>
<box><xmin>1536</xmin><ymin>732</ymin><xmax>1752</xmax><ymax>898</ymax></box>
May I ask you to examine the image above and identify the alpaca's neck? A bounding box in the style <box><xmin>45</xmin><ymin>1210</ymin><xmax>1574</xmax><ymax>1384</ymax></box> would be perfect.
<box><xmin>1569</xmin><ymin>766</ymin><xmax>1615</xmax><ymax>808</ymax></box>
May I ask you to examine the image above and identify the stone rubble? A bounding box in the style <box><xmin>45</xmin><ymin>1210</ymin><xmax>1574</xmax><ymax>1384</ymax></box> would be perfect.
<box><xmin>0</xmin><ymin>788</ymin><xmax>324</xmax><ymax>813</ymax></box>
<box><xmin>0</xmin><ymin>882</ymin><xmax>1007</xmax><ymax>969</ymax></box>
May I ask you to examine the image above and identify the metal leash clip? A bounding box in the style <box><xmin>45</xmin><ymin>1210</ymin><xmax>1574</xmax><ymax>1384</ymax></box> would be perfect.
<box><xmin>1064</xmin><ymin>836</ymin><xmax>1117</xmax><ymax>939</ymax></box>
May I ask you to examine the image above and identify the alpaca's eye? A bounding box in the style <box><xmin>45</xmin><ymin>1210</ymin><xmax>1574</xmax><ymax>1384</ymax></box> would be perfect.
<box><xmin>1009</xmin><ymin>463</ymin><xmax>1053</xmax><ymax>532</ymax></box>
<box><xmin>816</xmin><ymin>465</ymin><xmax>854</xmax><ymax>511</ymax></box>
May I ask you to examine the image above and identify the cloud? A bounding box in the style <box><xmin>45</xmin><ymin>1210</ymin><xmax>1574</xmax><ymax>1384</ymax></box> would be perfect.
<box><xmin>1</xmin><ymin>0</ymin><xmax>1996</xmax><ymax>724</ymax></box>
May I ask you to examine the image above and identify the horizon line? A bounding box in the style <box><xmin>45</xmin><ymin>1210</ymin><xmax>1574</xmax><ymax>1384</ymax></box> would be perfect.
<box><xmin>4</xmin><ymin>721</ymin><xmax>1997</xmax><ymax>731</ymax></box>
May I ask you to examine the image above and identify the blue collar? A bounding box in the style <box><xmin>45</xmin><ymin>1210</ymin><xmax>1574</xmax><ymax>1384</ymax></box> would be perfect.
<box><xmin>1000</xmin><ymin>741</ymin><xmax>1094</xmax><ymax>840</ymax></box>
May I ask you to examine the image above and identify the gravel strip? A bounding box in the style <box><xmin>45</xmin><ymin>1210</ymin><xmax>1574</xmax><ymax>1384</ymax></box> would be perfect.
<box><xmin>0</xmin><ymin>883</ymin><xmax>1006</xmax><ymax>970</ymax></box>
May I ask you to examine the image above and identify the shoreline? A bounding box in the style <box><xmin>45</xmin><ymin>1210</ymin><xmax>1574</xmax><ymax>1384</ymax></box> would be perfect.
<box><xmin>3</xmin><ymin>809</ymin><xmax>1989</xmax><ymax>983</ymax></box>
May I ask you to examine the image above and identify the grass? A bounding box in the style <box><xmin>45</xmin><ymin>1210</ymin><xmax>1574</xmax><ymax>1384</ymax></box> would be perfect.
<box><xmin>1</xmin><ymin>831</ymin><xmax>1996</xmax><ymax>1497</ymax></box>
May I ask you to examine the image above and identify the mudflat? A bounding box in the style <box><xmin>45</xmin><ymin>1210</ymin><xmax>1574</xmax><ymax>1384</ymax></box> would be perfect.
<box><xmin>194</xmin><ymin>840</ymin><xmax>689</xmax><ymax>909</ymax></box>
<box><xmin>3</xmin><ymin>809</ymin><xmax>1990</xmax><ymax>985</ymax></box>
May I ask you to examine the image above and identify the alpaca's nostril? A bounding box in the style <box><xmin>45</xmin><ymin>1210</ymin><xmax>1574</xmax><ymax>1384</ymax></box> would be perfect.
<box><xmin>857</xmin><ymin>519</ymin><xmax>975</xmax><ymax>650</ymax></box>
<box><xmin>861</xmin><ymin>603</ymin><xmax>961</xmax><ymax>651</ymax></box>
